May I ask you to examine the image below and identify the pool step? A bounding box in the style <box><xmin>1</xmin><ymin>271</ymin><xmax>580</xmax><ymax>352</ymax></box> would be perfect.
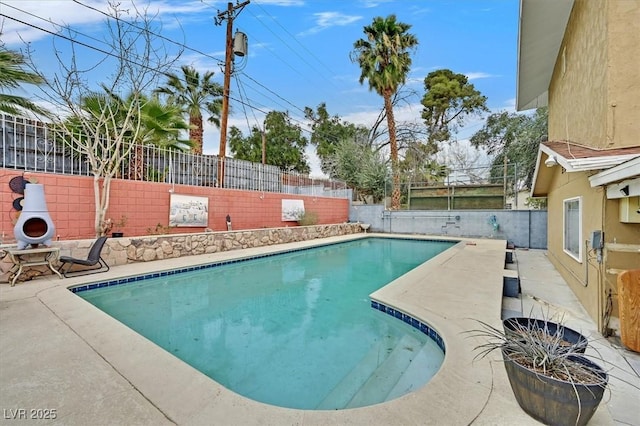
<box><xmin>316</xmin><ymin>338</ymin><xmax>392</xmax><ymax>410</ymax></box>
<box><xmin>386</xmin><ymin>341</ymin><xmax>443</xmax><ymax>401</ymax></box>
<box><xmin>345</xmin><ymin>334</ymin><xmax>424</xmax><ymax>408</ymax></box>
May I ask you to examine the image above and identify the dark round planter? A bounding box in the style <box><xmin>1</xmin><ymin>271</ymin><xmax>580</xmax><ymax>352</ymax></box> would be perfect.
<box><xmin>502</xmin><ymin>350</ymin><xmax>608</xmax><ymax>426</ymax></box>
<box><xmin>503</xmin><ymin>317</ymin><xmax>588</xmax><ymax>353</ymax></box>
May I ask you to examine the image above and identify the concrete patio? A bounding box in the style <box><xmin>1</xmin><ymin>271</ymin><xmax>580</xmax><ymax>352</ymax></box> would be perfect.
<box><xmin>1</xmin><ymin>234</ymin><xmax>638</xmax><ymax>425</ymax></box>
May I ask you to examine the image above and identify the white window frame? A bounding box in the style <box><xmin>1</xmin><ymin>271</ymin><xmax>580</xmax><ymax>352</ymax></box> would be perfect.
<box><xmin>563</xmin><ymin>196</ymin><xmax>582</xmax><ymax>262</ymax></box>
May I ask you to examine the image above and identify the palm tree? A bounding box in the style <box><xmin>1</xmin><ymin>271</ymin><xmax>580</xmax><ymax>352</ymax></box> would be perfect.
<box><xmin>352</xmin><ymin>15</ymin><xmax>418</xmax><ymax>209</ymax></box>
<box><xmin>128</xmin><ymin>93</ymin><xmax>192</xmax><ymax>149</ymax></box>
<box><xmin>61</xmin><ymin>90</ymin><xmax>191</xmax><ymax>181</ymax></box>
<box><xmin>206</xmin><ymin>97</ymin><xmax>223</xmax><ymax>128</ymax></box>
<box><xmin>125</xmin><ymin>93</ymin><xmax>193</xmax><ymax>180</ymax></box>
<box><xmin>155</xmin><ymin>65</ymin><xmax>223</xmax><ymax>154</ymax></box>
<box><xmin>0</xmin><ymin>46</ymin><xmax>48</xmax><ymax>116</ymax></box>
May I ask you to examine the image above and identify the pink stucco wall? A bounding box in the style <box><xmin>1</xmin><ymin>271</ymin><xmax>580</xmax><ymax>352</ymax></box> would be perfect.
<box><xmin>1</xmin><ymin>170</ymin><xmax>350</xmax><ymax>241</ymax></box>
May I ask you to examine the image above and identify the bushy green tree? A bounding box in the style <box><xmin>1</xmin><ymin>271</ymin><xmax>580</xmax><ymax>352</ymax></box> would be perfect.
<box><xmin>329</xmin><ymin>138</ymin><xmax>387</xmax><ymax>204</ymax></box>
<box><xmin>470</xmin><ymin>107</ymin><xmax>547</xmax><ymax>191</ymax></box>
<box><xmin>304</xmin><ymin>102</ymin><xmax>369</xmax><ymax>177</ymax></box>
<box><xmin>229</xmin><ymin>110</ymin><xmax>310</xmax><ymax>173</ymax></box>
<box><xmin>421</xmin><ymin>69</ymin><xmax>488</xmax><ymax>149</ymax></box>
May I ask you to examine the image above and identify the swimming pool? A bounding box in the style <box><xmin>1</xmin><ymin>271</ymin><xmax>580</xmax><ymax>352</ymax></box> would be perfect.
<box><xmin>73</xmin><ymin>237</ymin><xmax>455</xmax><ymax>410</ymax></box>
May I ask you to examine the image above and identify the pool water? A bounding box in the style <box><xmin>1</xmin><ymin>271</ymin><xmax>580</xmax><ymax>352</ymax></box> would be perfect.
<box><xmin>76</xmin><ymin>237</ymin><xmax>454</xmax><ymax>409</ymax></box>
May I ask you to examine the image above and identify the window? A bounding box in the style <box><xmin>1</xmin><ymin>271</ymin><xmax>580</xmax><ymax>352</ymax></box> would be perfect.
<box><xmin>563</xmin><ymin>197</ymin><xmax>582</xmax><ymax>262</ymax></box>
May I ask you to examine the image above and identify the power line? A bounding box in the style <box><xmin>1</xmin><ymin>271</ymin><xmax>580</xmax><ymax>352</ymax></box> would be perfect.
<box><xmin>1</xmin><ymin>3</ymin><xmax>316</xmax><ymax>132</ymax></box>
<box><xmin>2</xmin><ymin>1</ymin><xmax>224</xmax><ymax>77</ymax></box>
<box><xmin>243</xmin><ymin>3</ymin><xmax>339</xmax><ymax>91</ymax></box>
<box><xmin>232</xmin><ymin>25</ymin><xmax>317</xmax><ymax>87</ymax></box>
<box><xmin>227</xmin><ymin>89</ymin><xmax>313</xmax><ymax>137</ymax></box>
<box><xmin>234</xmin><ymin>74</ymin><xmax>298</xmax><ymax>114</ymax></box>
<box><xmin>1</xmin><ymin>1</ymin><xmax>112</xmax><ymax>51</ymax></box>
<box><xmin>198</xmin><ymin>0</ymin><xmax>320</xmax><ymax>113</ymax></box>
<box><xmin>251</xmin><ymin>0</ymin><xmax>338</xmax><ymax>84</ymax></box>
<box><xmin>71</xmin><ymin>0</ymin><xmax>225</xmax><ymax>65</ymax></box>
<box><xmin>0</xmin><ymin>3</ymin><xmax>177</xmax><ymax>76</ymax></box>
<box><xmin>239</xmin><ymin>71</ymin><xmax>307</xmax><ymax>116</ymax></box>
<box><xmin>0</xmin><ymin>13</ymin><xmax>162</xmax><ymax>74</ymax></box>
<box><xmin>234</xmin><ymin>70</ymin><xmax>260</xmax><ymax>132</ymax></box>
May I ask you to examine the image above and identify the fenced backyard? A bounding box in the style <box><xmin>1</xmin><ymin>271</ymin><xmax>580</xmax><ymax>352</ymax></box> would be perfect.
<box><xmin>1</xmin><ymin>113</ymin><xmax>547</xmax><ymax>248</ymax></box>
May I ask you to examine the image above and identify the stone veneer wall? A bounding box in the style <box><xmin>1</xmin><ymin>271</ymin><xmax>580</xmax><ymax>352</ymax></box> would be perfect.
<box><xmin>1</xmin><ymin>223</ymin><xmax>363</xmax><ymax>283</ymax></box>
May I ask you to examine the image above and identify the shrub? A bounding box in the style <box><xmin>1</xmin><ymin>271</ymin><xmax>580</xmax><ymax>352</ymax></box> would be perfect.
<box><xmin>297</xmin><ymin>211</ymin><xmax>318</xmax><ymax>226</ymax></box>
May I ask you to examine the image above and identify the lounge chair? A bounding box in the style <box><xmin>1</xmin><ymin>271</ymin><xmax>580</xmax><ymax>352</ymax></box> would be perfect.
<box><xmin>59</xmin><ymin>236</ymin><xmax>110</xmax><ymax>277</ymax></box>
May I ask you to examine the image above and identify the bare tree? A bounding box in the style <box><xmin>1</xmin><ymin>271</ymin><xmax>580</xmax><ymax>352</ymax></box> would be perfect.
<box><xmin>26</xmin><ymin>2</ymin><xmax>181</xmax><ymax>236</ymax></box>
<box><xmin>367</xmin><ymin>87</ymin><xmax>425</xmax><ymax>155</ymax></box>
<box><xmin>436</xmin><ymin>139</ymin><xmax>488</xmax><ymax>184</ymax></box>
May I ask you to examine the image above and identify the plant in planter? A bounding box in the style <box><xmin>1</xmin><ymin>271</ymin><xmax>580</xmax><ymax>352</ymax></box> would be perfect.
<box><xmin>146</xmin><ymin>223</ymin><xmax>173</xmax><ymax>235</ymax></box>
<box><xmin>297</xmin><ymin>211</ymin><xmax>318</xmax><ymax>226</ymax></box>
<box><xmin>110</xmin><ymin>215</ymin><xmax>128</xmax><ymax>238</ymax></box>
<box><xmin>502</xmin><ymin>316</ymin><xmax>589</xmax><ymax>354</ymax></box>
<box><xmin>469</xmin><ymin>317</ymin><xmax>608</xmax><ymax>426</ymax></box>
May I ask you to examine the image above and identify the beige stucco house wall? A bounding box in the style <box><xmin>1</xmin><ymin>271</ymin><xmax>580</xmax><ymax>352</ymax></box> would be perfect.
<box><xmin>521</xmin><ymin>0</ymin><xmax>640</xmax><ymax>337</ymax></box>
<box><xmin>548</xmin><ymin>1</ymin><xmax>638</xmax><ymax>149</ymax></box>
<box><xmin>544</xmin><ymin>171</ymin><xmax>601</xmax><ymax>318</ymax></box>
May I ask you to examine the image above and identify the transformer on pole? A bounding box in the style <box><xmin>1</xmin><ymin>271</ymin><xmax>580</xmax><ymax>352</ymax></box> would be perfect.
<box><xmin>215</xmin><ymin>0</ymin><xmax>249</xmax><ymax>188</ymax></box>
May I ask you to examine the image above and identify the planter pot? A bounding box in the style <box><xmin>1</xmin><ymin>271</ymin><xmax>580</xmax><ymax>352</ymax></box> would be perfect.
<box><xmin>502</xmin><ymin>349</ymin><xmax>608</xmax><ymax>426</ymax></box>
<box><xmin>503</xmin><ymin>317</ymin><xmax>588</xmax><ymax>353</ymax></box>
<box><xmin>111</xmin><ymin>232</ymin><xmax>124</xmax><ymax>238</ymax></box>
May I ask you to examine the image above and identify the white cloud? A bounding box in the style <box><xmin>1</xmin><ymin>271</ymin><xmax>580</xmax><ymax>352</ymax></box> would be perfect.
<box><xmin>358</xmin><ymin>0</ymin><xmax>395</xmax><ymax>8</ymax></box>
<box><xmin>1</xmin><ymin>0</ymin><xmax>210</xmax><ymax>46</ymax></box>
<box><xmin>465</xmin><ymin>72</ymin><xmax>495</xmax><ymax>80</ymax></box>
<box><xmin>298</xmin><ymin>12</ymin><xmax>362</xmax><ymax>36</ymax></box>
<box><xmin>341</xmin><ymin>101</ymin><xmax>422</xmax><ymax>130</ymax></box>
<box><xmin>177</xmin><ymin>52</ymin><xmax>225</xmax><ymax>77</ymax></box>
<box><xmin>250</xmin><ymin>0</ymin><xmax>304</xmax><ymax>6</ymax></box>
<box><xmin>1</xmin><ymin>0</ymin><xmax>104</xmax><ymax>45</ymax></box>
<box><xmin>405</xmin><ymin>76</ymin><xmax>424</xmax><ymax>86</ymax></box>
<box><xmin>503</xmin><ymin>98</ymin><xmax>517</xmax><ymax>111</ymax></box>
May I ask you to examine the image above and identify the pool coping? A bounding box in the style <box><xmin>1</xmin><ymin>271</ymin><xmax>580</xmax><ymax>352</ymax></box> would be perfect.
<box><xmin>1</xmin><ymin>234</ymin><xmax>540</xmax><ymax>424</ymax></box>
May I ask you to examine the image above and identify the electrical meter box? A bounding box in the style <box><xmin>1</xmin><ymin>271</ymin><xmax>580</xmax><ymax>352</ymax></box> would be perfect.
<box><xmin>590</xmin><ymin>230</ymin><xmax>604</xmax><ymax>249</ymax></box>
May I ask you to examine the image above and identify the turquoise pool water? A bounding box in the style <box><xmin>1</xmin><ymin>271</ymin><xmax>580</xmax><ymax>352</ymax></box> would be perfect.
<box><xmin>75</xmin><ymin>237</ymin><xmax>455</xmax><ymax>409</ymax></box>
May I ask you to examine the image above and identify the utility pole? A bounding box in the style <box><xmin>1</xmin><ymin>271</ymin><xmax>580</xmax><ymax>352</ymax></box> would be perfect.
<box><xmin>261</xmin><ymin>129</ymin><xmax>266</xmax><ymax>164</ymax></box>
<box><xmin>215</xmin><ymin>0</ymin><xmax>249</xmax><ymax>187</ymax></box>
<box><xmin>503</xmin><ymin>154</ymin><xmax>507</xmax><ymax>209</ymax></box>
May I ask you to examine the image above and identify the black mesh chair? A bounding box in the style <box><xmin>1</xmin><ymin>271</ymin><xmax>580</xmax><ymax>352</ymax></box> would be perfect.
<box><xmin>59</xmin><ymin>236</ymin><xmax>110</xmax><ymax>277</ymax></box>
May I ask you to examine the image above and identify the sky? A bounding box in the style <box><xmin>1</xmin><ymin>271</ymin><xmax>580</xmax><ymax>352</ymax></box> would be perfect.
<box><xmin>1</xmin><ymin>0</ymin><xmax>521</xmax><ymax>177</ymax></box>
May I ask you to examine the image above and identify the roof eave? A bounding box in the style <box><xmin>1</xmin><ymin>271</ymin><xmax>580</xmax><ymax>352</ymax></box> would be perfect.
<box><xmin>530</xmin><ymin>145</ymin><xmax>557</xmax><ymax>197</ymax></box>
<box><xmin>531</xmin><ymin>144</ymin><xmax>640</xmax><ymax>196</ymax></box>
<box><xmin>589</xmin><ymin>157</ymin><xmax>640</xmax><ymax>187</ymax></box>
<box><xmin>516</xmin><ymin>0</ymin><xmax>575</xmax><ymax>111</ymax></box>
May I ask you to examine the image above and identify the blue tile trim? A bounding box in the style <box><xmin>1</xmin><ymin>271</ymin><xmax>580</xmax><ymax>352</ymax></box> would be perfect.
<box><xmin>370</xmin><ymin>300</ymin><xmax>445</xmax><ymax>353</ymax></box>
<box><xmin>69</xmin><ymin>236</ymin><xmax>458</xmax><ymax>294</ymax></box>
<box><xmin>69</xmin><ymin>246</ymin><xmax>332</xmax><ymax>293</ymax></box>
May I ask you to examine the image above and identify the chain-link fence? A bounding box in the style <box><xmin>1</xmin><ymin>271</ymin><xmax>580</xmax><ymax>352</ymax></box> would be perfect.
<box><xmin>376</xmin><ymin>163</ymin><xmax>527</xmax><ymax>210</ymax></box>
